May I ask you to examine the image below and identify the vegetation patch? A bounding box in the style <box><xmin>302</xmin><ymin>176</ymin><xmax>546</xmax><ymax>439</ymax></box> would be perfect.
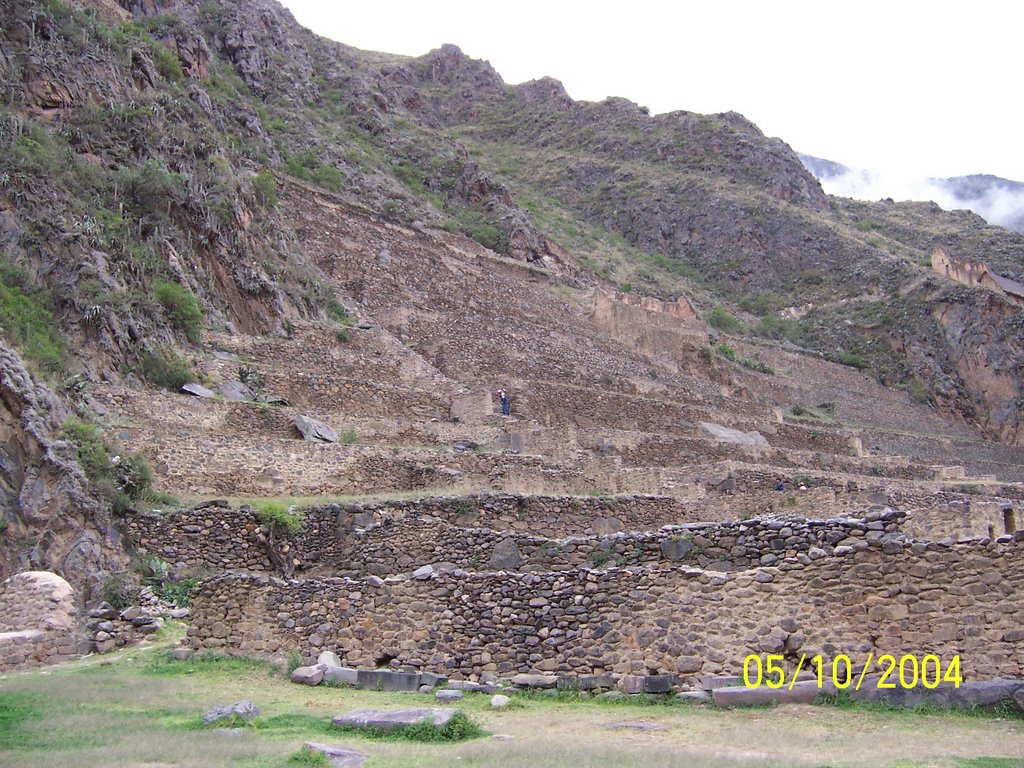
<box><xmin>62</xmin><ymin>418</ymin><xmax>159</xmax><ymax>510</ymax></box>
<box><xmin>153</xmin><ymin>280</ymin><xmax>203</xmax><ymax>343</ymax></box>
<box><xmin>0</xmin><ymin>262</ymin><xmax>66</xmax><ymax>374</ymax></box>
<box><xmin>250</xmin><ymin>499</ymin><xmax>305</xmax><ymax>535</ymax></box>
<box><xmin>331</xmin><ymin>710</ymin><xmax>484</xmax><ymax>743</ymax></box>
<box><xmin>0</xmin><ymin>693</ymin><xmax>42</xmax><ymax>751</ymax></box>
<box><xmin>139</xmin><ymin>346</ymin><xmax>196</xmax><ymax>391</ymax></box>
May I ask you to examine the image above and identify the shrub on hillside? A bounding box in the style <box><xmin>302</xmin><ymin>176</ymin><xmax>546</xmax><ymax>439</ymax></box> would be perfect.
<box><xmin>153</xmin><ymin>280</ymin><xmax>203</xmax><ymax>343</ymax></box>
<box><xmin>140</xmin><ymin>345</ymin><xmax>195</xmax><ymax>391</ymax></box>
<box><xmin>705</xmin><ymin>306</ymin><xmax>742</xmax><ymax>334</ymax></box>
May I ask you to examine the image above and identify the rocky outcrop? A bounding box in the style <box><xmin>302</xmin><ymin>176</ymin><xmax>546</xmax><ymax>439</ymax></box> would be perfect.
<box><xmin>0</xmin><ymin>344</ymin><xmax>126</xmax><ymax>596</ymax></box>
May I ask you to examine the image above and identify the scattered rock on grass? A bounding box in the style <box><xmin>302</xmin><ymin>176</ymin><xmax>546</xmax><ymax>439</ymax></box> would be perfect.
<box><xmin>203</xmin><ymin>700</ymin><xmax>260</xmax><ymax>725</ymax></box>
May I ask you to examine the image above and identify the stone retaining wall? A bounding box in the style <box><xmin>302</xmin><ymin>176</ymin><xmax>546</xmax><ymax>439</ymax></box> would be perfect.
<box><xmin>186</xmin><ymin>537</ymin><xmax>1024</xmax><ymax>682</ymax></box>
<box><xmin>0</xmin><ymin>571</ymin><xmax>79</xmax><ymax>671</ymax></box>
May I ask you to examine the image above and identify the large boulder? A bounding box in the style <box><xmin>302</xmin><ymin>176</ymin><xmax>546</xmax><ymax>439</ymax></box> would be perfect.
<box><xmin>294</xmin><ymin>415</ymin><xmax>339</xmax><ymax>443</ymax></box>
<box><xmin>698</xmin><ymin>421</ymin><xmax>770</xmax><ymax>449</ymax></box>
<box><xmin>332</xmin><ymin>707</ymin><xmax>459</xmax><ymax>733</ymax></box>
<box><xmin>488</xmin><ymin>539</ymin><xmax>523</xmax><ymax>570</ymax></box>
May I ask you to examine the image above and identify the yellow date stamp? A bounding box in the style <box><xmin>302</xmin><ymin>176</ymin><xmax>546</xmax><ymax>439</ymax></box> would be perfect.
<box><xmin>742</xmin><ymin>653</ymin><xmax>963</xmax><ymax>690</ymax></box>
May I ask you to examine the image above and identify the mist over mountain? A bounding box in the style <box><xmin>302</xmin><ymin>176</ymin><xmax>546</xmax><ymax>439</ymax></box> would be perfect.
<box><xmin>799</xmin><ymin>154</ymin><xmax>1024</xmax><ymax>233</ymax></box>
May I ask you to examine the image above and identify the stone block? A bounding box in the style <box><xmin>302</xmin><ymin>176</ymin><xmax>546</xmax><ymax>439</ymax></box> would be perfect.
<box><xmin>356</xmin><ymin>669</ymin><xmax>422</xmax><ymax>692</ymax></box>
<box><xmin>332</xmin><ymin>707</ymin><xmax>459</xmax><ymax>733</ymax></box>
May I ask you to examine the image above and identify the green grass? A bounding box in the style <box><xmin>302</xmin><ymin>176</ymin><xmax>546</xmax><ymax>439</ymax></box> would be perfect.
<box><xmin>331</xmin><ymin>711</ymin><xmax>484</xmax><ymax>743</ymax></box>
<box><xmin>154</xmin><ymin>280</ymin><xmax>204</xmax><ymax>344</ymax></box>
<box><xmin>0</xmin><ymin>263</ymin><xmax>66</xmax><ymax>373</ymax></box>
<box><xmin>249</xmin><ymin>499</ymin><xmax>304</xmax><ymax>535</ymax></box>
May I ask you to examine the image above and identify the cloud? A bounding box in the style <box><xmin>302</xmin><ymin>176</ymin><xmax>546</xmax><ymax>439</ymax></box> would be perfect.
<box><xmin>814</xmin><ymin>166</ymin><xmax>1024</xmax><ymax>232</ymax></box>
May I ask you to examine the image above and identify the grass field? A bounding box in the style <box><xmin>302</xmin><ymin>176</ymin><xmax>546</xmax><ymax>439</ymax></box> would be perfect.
<box><xmin>1</xmin><ymin>628</ymin><xmax>1022</xmax><ymax>768</ymax></box>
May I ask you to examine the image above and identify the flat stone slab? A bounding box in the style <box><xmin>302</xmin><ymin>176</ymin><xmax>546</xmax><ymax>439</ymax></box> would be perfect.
<box><xmin>203</xmin><ymin>700</ymin><xmax>260</xmax><ymax>725</ymax></box>
<box><xmin>849</xmin><ymin>678</ymin><xmax>1024</xmax><ymax>711</ymax></box>
<box><xmin>604</xmin><ymin>721</ymin><xmax>667</xmax><ymax>731</ymax></box>
<box><xmin>332</xmin><ymin>707</ymin><xmax>459</xmax><ymax>733</ymax></box>
<box><xmin>302</xmin><ymin>742</ymin><xmax>366</xmax><ymax>768</ymax></box>
<box><xmin>356</xmin><ymin>669</ymin><xmax>422</xmax><ymax>692</ymax></box>
<box><xmin>324</xmin><ymin>667</ymin><xmax>359</xmax><ymax>686</ymax></box>
<box><xmin>558</xmin><ymin>674</ymin><xmax>618</xmax><ymax>691</ymax></box>
<box><xmin>510</xmin><ymin>673</ymin><xmax>558</xmax><ymax>688</ymax></box>
<box><xmin>713</xmin><ymin>680</ymin><xmax>836</xmax><ymax>708</ymax></box>
<box><xmin>181</xmin><ymin>383</ymin><xmax>216</xmax><ymax>398</ymax></box>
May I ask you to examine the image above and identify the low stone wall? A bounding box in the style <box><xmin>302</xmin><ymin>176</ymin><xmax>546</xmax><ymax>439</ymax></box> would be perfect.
<box><xmin>0</xmin><ymin>571</ymin><xmax>79</xmax><ymax>671</ymax></box>
<box><xmin>125</xmin><ymin>494</ymin><xmax>701</xmax><ymax>573</ymax></box>
<box><xmin>334</xmin><ymin>509</ymin><xmax>907</xmax><ymax>576</ymax></box>
<box><xmin>186</xmin><ymin>537</ymin><xmax>1024</xmax><ymax>682</ymax></box>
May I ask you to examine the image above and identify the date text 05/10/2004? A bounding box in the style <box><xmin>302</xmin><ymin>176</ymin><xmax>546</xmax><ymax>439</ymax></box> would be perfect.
<box><xmin>742</xmin><ymin>654</ymin><xmax>963</xmax><ymax>690</ymax></box>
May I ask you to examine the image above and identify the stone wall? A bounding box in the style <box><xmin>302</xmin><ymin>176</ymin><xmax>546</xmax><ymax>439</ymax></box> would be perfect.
<box><xmin>0</xmin><ymin>571</ymin><xmax>79</xmax><ymax>671</ymax></box>
<box><xmin>186</xmin><ymin>537</ymin><xmax>1024</xmax><ymax>682</ymax></box>
<box><xmin>126</xmin><ymin>494</ymin><xmax>700</xmax><ymax>573</ymax></box>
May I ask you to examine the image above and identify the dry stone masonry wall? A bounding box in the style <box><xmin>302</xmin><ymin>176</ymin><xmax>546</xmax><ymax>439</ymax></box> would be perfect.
<box><xmin>0</xmin><ymin>571</ymin><xmax>79</xmax><ymax>671</ymax></box>
<box><xmin>186</xmin><ymin>537</ymin><xmax>1024</xmax><ymax>682</ymax></box>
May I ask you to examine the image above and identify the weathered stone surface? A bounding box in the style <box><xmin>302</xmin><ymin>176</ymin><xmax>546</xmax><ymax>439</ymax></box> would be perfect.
<box><xmin>676</xmin><ymin>690</ymin><xmax>712</xmax><ymax>704</ymax></box>
<box><xmin>445</xmin><ymin>680</ymin><xmax>498</xmax><ymax>693</ymax></box>
<box><xmin>849</xmin><ymin>679</ymin><xmax>1024</xmax><ymax>711</ymax></box>
<box><xmin>291</xmin><ymin>665</ymin><xmax>326</xmax><ymax>686</ymax></box>
<box><xmin>698</xmin><ymin>422</ymin><xmax>770</xmax><ymax>449</ymax></box>
<box><xmin>488</xmin><ymin>539</ymin><xmax>523</xmax><ymax>570</ymax></box>
<box><xmin>660</xmin><ymin>538</ymin><xmax>694</xmax><ymax>561</ymax></box>
<box><xmin>435</xmin><ymin>689</ymin><xmax>463</xmax><ymax>702</ymax></box>
<box><xmin>294</xmin><ymin>415</ymin><xmax>339</xmax><ymax>443</ymax></box>
<box><xmin>604</xmin><ymin>721</ymin><xmax>667</xmax><ymax>731</ymax></box>
<box><xmin>620</xmin><ymin>675</ymin><xmax>645</xmax><ymax>694</ymax></box>
<box><xmin>712</xmin><ymin>681</ymin><xmax>835</xmax><ymax>708</ymax></box>
<box><xmin>318</xmin><ymin>651</ymin><xmax>342</xmax><ymax>668</ymax></box>
<box><xmin>182</xmin><ymin>383</ymin><xmax>217</xmax><ymax>398</ymax></box>
<box><xmin>558</xmin><ymin>674</ymin><xmax>617</xmax><ymax>690</ymax></box>
<box><xmin>510</xmin><ymin>674</ymin><xmax>558</xmax><ymax>688</ymax></box>
<box><xmin>412</xmin><ymin>565</ymin><xmax>434</xmax><ymax>580</ymax></box>
<box><xmin>216</xmin><ymin>380</ymin><xmax>257</xmax><ymax>402</ymax></box>
<box><xmin>356</xmin><ymin>669</ymin><xmax>422</xmax><ymax>692</ymax></box>
<box><xmin>171</xmin><ymin>647</ymin><xmax>194</xmax><ymax>661</ymax></box>
<box><xmin>643</xmin><ymin>674</ymin><xmax>676</xmax><ymax>693</ymax></box>
<box><xmin>302</xmin><ymin>742</ymin><xmax>366</xmax><ymax>768</ymax></box>
<box><xmin>490</xmin><ymin>694</ymin><xmax>511</xmax><ymax>709</ymax></box>
<box><xmin>324</xmin><ymin>667</ymin><xmax>359</xmax><ymax>686</ymax></box>
<box><xmin>203</xmin><ymin>700</ymin><xmax>260</xmax><ymax>724</ymax></box>
<box><xmin>332</xmin><ymin>707</ymin><xmax>459</xmax><ymax>733</ymax></box>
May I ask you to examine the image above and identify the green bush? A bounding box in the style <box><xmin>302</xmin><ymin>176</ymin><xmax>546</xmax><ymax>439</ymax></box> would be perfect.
<box><xmin>712</xmin><ymin>343</ymin><xmax>737</xmax><ymax>362</ymax></box>
<box><xmin>705</xmin><ymin>306</ymin><xmax>741</xmax><ymax>333</ymax></box>
<box><xmin>63</xmin><ymin>419</ymin><xmax>157</xmax><ymax>504</ymax></box>
<box><xmin>287</xmin><ymin>747</ymin><xmax>331</xmax><ymax>767</ymax></box>
<box><xmin>835</xmin><ymin>350</ymin><xmax>868</xmax><ymax>369</ymax></box>
<box><xmin>62</xmin><ymin>420</ymin><xmax>112</xmax><ymax>481</ymax></box>
<box><xmin>0</xmin><ymin>263</ymin><xmax>66</xmax><ymax>373</ymax></box>
<box><xmin>311</xmin><ymin>165</ymin><xmax>344</xmax><ymax>192</ymax></box>
<box><xmin>156</xmin><ymin>577</ymin><xmax>198</xmax><ymax>607</ymax></box>
<box><xmin>251</xmin><ymin>171</ymin><xmax>277</xmax><ymax>207</ymax></box>
<box><xmin>150</xmin><ymin>44</ymin><xmax>184</xmax><ymax>82</ymax></box>
<box><xmin>140</xmin><ymin>346</ymin><xmax>195</xmax><ymax>391</ymax></box>
<box><xmin>153</xmin><ymin>280</ymin><xmax>203</xmax><ymax>343</ymax></box>
<box><xmin>252</xmin><ymin>500</ymin><xmax>304</xmax><ymax>535</ymax></box>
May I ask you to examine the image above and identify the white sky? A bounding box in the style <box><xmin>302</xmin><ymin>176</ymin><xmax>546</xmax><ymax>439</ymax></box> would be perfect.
<box><xmin>279</xmin><ymin>0</ymin><xmax>1023</xmax><ymax>182</ymax></box>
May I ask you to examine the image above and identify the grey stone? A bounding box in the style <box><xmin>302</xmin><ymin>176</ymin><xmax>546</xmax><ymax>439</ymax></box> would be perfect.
<box><xmin>318</xmin><ymin>651</ymin><xmax>342</xmax><ymax>668</ymax></box>
<box><xmin>675</xmin><ymin>656</ymin><xmax>704</xmax><ymax>674</ymax></box>
<box><xmin>697</xmin><ymin>675</ymin><xmax>743</xmax><ymax>690</ymax></box>
<box><xmin>324</xmin><ymin>667</ymin><xmax>359</xmax><ymax>686</ymax></box>
<box><xmin>435</xmin><ymin>689</ymin><xmax>463</xmax><ymax>702</ymax></box>
<box><xmin>698</xmin><ymin>421</ymin><xmax>770</xmax><ymax>448</ymax></box>
<box><xmin>169</xmin><ymin>608</ymin><xmax>190</xmax><ymax>619</ymax></box>
<box><xmin>490</xmin><ymin>694</ymin><xmax>511</xmax><ymax>709</ymax></box>
<box><xmin>676</xmin><ymin>690</ymin><xmax>712</xmax><ymax>704</ymax></box>
<box><xmin>659</xmin><ymin>538</ymin><xmax>694</xmax><ymax>561</ymax></box>
<box><xmin>413</xmin><ymin>565</ymin><xmax>434</xmax><ymax>580</ymax></box>
<box><xmin>643</xmin><ymin>674</ymin><xmax>676</xmax><ymax>693</ymax></box>
<box><xmin>291</xmin><ymin>665</ymin><xmax>326</xmax><ymax>686</ymax></box>
<box><xmin>445</xmin><ymin>680</ymin><xmax>498</xmax><ymax>693</ymax></box>
<box><xmin>849</xmin><ymin>679</ymin><xmax>1024</xmax><ymax>711</ymax></box>
<box><xmin>294</xmin><ymin>415</ymin><xmax>339</xmax><ymax>443</ymax></box>
<box><xmin>216</xmin><ymin>380</ymin><xmax>257</xmax><ymax>402</ymax></box>
<box><xmin>203</xmin><ymin>700</ymin><xmax>260</xmax><ymax>724</ymax></box>
<box><xmin>182</xmin><ymin>383</ymin><xmax>217</xmax><ymax>398</ymax></box>
<box><xmin>420</xmin><ymin>672</ymin><xmax>448</xmax><ymax>688</ymax></box>
<box><xmin>171</xmin><ymin>647</ymin><xmax>194</xmax><ymax>661</ymax></box>
<box><xmin>488</xmin><ymin>539</ymin><xmax>523</xmax><ymax>570</ymax></box>
<box><xmin>332</xmin><ymin>707</ymin><xmax>459</xmax><ymax>733</ymax></box>
<box><xmin>558</xmin><ymin>674</ymin><xmax>617</xmax><ymax>691</ymax></box>
<box><xmin>366</xmin><ymin>576</ymin><xmax>386</xmax><ymax>588</ymax></box>
<box><xmin>302</xmin><ymin>742</ymin><xmax>366</xmax><ymax>768</ymax></box>
<box><xmin>510</xmin><ymin>674</ymin><xmax>558</xmax><ymax>688</ymax></box>
<box><xmin>604</xmin><ymin>721</ymin><xmax>667</xmax><ymax>731</ymax></box>
<box><xmin>712</xmin><ymin>680</ymin><xmax>836</xmax><ymax>707</ymax></box>
<box><xmin>356</xmin><ymin>669</ymin><xmax>422</xmax><ymax>692</ymax></box>
<box><xmin>620</xmin><ymin>675</ymin><xmax>645</xmax><ymax>694</ymax></box>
